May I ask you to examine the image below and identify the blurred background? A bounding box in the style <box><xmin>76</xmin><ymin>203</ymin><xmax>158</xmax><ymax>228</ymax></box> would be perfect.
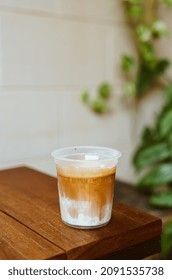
<box><xmin>1</xmin><ymin>0</ymin><xmax>172</xmax><ymax>259</ymax></box>
<box><xmin>0</xmin><ymin>0</ymin><xmax>171</xmax><ymax>183</ymax></box>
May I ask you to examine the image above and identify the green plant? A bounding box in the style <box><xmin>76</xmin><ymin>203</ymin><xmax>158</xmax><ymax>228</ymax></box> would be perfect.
<box><xmin>81</xmin><ymin>82</ymin><xmax>111</xmax><ymax>113</ymax></box>
<box><xmin>122</xmin><ymin>0</ymin><xmax>172</xmax><ymax>259</ymax></box>
<box><xmin>81</xmin><ymin>0</ymin><xmax>172</xmax><ymax>258</ymax></box>
<box><xmin>133</xmin><ymin>83</ymin><xmax>172</xmax><ymax>195</ymax></box>
<box><xmin>122</xmin><ymin>0</ymin><xmax>170</xmax><ymax>97</ymax></box>
<box><xmin>161</xmin><ymin>220</ymin><xmax>172</xmax><ymax>259</ymax></box>
<box><xmin>124</xmin><ymin>0</ymin><xmax>172</xmax><ymax>259</ymax></box>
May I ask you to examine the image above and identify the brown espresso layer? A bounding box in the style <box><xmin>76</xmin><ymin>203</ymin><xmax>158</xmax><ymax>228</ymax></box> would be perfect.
<box><xmin>57</xmin><ymin>167</ymin><xmax>116</xmax><ymax>219</ymax></box>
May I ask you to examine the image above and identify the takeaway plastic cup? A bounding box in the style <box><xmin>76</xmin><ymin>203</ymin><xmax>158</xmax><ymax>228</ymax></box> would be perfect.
<box><xmin>51</xmin><ymin>146</ymin><xmax>121</xmax><ymax>229</ymax></box>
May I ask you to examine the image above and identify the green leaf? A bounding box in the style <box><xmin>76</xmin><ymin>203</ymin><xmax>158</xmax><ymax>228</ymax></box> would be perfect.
<box><xmin>121</xmin><ymin>54</ymin><xmax>135</xmax><ymax>72</ymax></box>
<box><xmin>149</xmin><ymin>191</ymin><xmax>172</xmax><ymax>208</ymax></box>
<box><xmin>140</xmin><ymin>42</ymin><xmax>156</xmax><ymax>63</ymax></box>
<box><xmin>123</xmin><ymin>82</ymin><xmax>136</xmax><ymax>96</ymax></box>
<box><xmin>161</xmin><ymin>220</ymin><xmax>172</xmax><ymax>259</ymax></box>
<box><xmin>133</xmin><ymin>143</ymin><xmax>170</xmax><ymax>171</ymax></box>
<box><xmin>157</xmin><ymin>59</ymin><xmax>170</xmax><ymax>74</ymax></box>
<box><xmin>136</xmin><ymin>58</ymin><xmax>170</xmax><ymax>96</ymax></box>
<box><xmin>128</xmin><ymin>5</ymin><xmax>143</xmax><ymax>19</ymax></box>
<box><xmin>91</xmin><ymin>98</ymin><xmax>107</xmax><ymax>113</ymax></box>
<box><xmin>138</xmin><ymin>163</ymin><xmax>172</xmax><ymax>191</ymax></box>
<box><xmin>159</xmin><ymin>109</ymin><xmax>172</xmax><ymax>137</ymax></box>
<box><xmin>81</xmin><ymin>90</ymin><xmax>89</xmax><ymax>103</ymax></box>
<box><xmin>98</xmin><ymin>83</ymin><xmax>111</xmax><ymax>99</ymax></box>
<box><xmin>136</xmin><ymin>25</ymin><xmax>151</xmax><ymax>42</ymax></box>
<box><xmin>125</xmin><ymin>0</ymin><xmax>142</xmax><ymax>4</ymax></box>
<box><xmin>141</xmin><ymin>126</ymin><xmax>158</xmax><ymax>145</ymax></box>
<box><xmin>165</xmin><ymin>81</ymin><xmax>172</xmax><ymax>103</ymax></box>
<box><xmin>152</xmin><ymin>20</ymin><xmax>168</xmax><ymax>38</ymax></box>
<box><xmin>168</xmin><ymin>134</ymin><xmax>172</xmax><ymax>156</ymax></box>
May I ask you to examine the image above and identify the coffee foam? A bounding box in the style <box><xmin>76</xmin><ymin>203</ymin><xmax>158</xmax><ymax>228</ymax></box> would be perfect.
<box><xmin>57</xmin><ymin>165</ymin><xmax>116</xmax><ymax>178</ymax></box>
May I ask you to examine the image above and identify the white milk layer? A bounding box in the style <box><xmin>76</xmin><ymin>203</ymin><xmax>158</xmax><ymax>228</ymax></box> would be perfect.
<box><xmin>59</xmin><ymin>195</ymin><xmax>112</xmax><ymax>227</ymax></box>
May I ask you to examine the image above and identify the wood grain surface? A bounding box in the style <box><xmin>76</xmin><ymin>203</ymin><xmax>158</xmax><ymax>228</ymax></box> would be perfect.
<box><xmin>0</xmin><ymin>167</ymin><xmax>162</xmax><ymax>260</ymax></box>
<box><xmin>0</xmin><ymin>211</ymin><xmax>66</xmax><ymax>260</ymax></box>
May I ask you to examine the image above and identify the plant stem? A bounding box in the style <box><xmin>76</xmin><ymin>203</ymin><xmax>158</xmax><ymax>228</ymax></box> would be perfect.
<box><xmin>144</xmin><ymin>0</ymin><xmax>158</xmax><ymax>25</ymax></box>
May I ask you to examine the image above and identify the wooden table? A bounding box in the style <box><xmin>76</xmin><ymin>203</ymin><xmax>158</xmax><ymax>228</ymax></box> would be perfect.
<box><xmin>0</xmin><ymin>167</ymin><xmax>162</xmax><ymax>260</ymax></box>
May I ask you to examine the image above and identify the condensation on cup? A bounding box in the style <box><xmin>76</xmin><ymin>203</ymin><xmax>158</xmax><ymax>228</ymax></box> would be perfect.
<box><xmin>51</xmin><ymin>146</ymin><xmax>121</xmax><ymax>229</ymax></box>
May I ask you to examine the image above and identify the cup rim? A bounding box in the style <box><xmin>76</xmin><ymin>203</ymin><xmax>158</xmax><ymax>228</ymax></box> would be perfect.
<box><xmin>51</xmin><ymin>146</ymin><xmax>122</xmax><ymax>163</ymax></box>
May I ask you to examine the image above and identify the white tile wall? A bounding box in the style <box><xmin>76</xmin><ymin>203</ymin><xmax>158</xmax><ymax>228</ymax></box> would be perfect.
<box><xmin>105</xmin><ymin>26</ymin><xmax>137</xmax><ymax>84</ymax></box>
<box><xmin>0</xmin><ymin>0</ymin><xmax>125</xmax><ymax>23</ymax></box>
<box><xmin>0</xmin><ymin>12</ymin><xmax>2</xmax><ymax>85</ymax></box>
<box><xmin>0</xmin><ymin>90</ymin><xmax>64</xmax><ymax>161</ymax></box>
<box><xmin>0</xmin><ymin>12</ymin><xmax>106</xmax><ymax>86</ymax></box>
<box><xmin>0</xmin><ymin>0</ymin><xmax>167</xmax><ymax>184</ymax></box>
<box><xmin>134</xmin><ymin>91</ymin><xmax>164</xmax><ymax>143</ymax></box>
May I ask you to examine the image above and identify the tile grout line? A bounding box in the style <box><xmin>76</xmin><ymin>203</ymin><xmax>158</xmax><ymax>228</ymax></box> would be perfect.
<box><xmin>0</xmin><ymin>83</ymin><xmax>123</xmax><ymax>92</ymax></box>
<box><xmin>0</xmin><ymin>4</ymin><xmax>126</xmax><ymax>27</ymax></box>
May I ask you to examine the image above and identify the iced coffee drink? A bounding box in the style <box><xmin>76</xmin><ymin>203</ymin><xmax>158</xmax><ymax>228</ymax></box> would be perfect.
<box><xmin>52</xmin><ymin>146</ymin><xmax>121</xmax><ymax>229</ymax></box>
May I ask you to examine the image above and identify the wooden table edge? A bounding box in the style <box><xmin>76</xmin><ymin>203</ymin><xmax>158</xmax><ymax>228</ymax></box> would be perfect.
<box><xmin>0</xmin><ymin>209</ymin><xmax>67</xmax><ymax>260</ymax></box>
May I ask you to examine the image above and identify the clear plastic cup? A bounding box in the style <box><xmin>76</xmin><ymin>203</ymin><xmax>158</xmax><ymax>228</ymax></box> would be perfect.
<box><xmin>51</xmin><ymin>146</ymin><xmax>121</xmax><ymax>229</ymax></box>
